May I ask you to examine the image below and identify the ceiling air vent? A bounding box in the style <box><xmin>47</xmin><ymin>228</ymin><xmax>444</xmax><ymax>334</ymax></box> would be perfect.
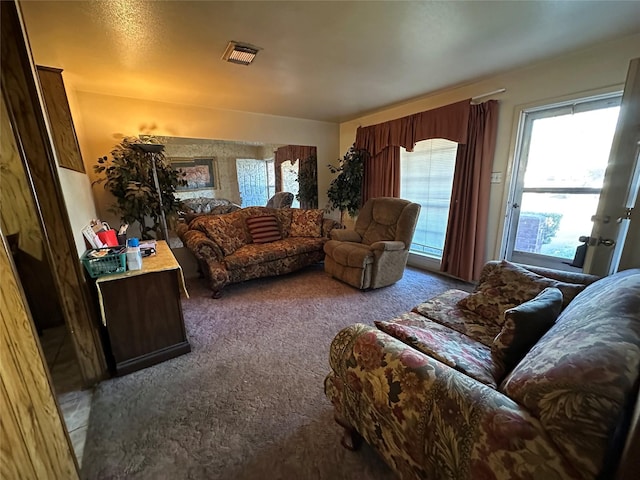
<box><xmin>222</xmin><ymin>41</ymin><xmax>260</xmax><ymax>66</ymax></box>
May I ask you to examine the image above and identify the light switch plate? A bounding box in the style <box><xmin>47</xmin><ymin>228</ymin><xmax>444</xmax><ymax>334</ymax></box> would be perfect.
<box><xmin>490</xmin><ymin>172</ymin><xmax>502</xmax><ymax>184</ymax></box>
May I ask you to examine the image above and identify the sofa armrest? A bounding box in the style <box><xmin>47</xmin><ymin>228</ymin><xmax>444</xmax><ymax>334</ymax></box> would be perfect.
<box><xmin>326</xmin><ymin>324</ymin><xmax>579</xmax><ymax>479</ymax></box>
<box><xmin>182</xmin><ymin>229</ymin><xmax>224</xmax><ymax>262</ymax></box>
<box><xmin>175</xmin><ymin>220</ymin><xmax>189</xmax><ymax>241</ymax></box>
<box><xmin>330</xmin><ymin>229</ymin><xmax>362</xmax><ymax>242</ymax></box>
<box><xmin>369</xmin><ymin>240</ymin><xmax>405</xmax><ymax>252</ymax></box>
<box><xmin>521</xmin><ymin>263</ymin><xmax>600</xmax><ymax>286</ymax></box>
<box><xmin>322</xmin><ymin>218</ymin><xmax>342</xmax><ymax>238</ymax></box>
<box><xmin>479</xmin><ymin>260</ymin><xmax>600</xmax><ymax>287</ymax></box>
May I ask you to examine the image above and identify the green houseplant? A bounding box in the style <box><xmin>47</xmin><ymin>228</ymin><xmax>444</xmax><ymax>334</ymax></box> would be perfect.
<box><xmin>326</xmin><ymin>144</ymin><xmax>367</xmax><ymax>223</ymax></box>
<box><xmin>93</xmin><ymin>137</ymin><xmax>185</xmax><ymax>240</ymax></box>
<box><xmin>296</xmin><ymin>154</ymin><xmax>319</xmax><ymax>209</ymax></box>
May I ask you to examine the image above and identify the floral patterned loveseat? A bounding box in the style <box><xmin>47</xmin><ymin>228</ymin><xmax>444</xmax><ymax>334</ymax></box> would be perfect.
<box><xmin>325</xmin><ymin>260</ymin><xmax>640</xmax><ymax>479</ymax></box>
<box><xmin>177</xmin><ymin>206</ymin><xmax>340</xmax><ymax>297</ymax></box>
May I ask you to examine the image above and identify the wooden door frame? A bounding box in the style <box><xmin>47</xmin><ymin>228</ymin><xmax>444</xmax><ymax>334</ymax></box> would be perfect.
<box><xmin>1</xmin><ymin>0</ymin><xmax>107</xmax><ymax>384</ymax></box>
<box><xmin>0</xmin><ymin>229</ymin><xmax>80</xmax><ymax>478</ymax></box>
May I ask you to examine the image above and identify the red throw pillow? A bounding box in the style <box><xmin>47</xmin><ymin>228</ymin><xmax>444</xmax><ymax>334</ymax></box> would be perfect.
<box><xmin>246</xmin><ymin>215</ymin><xmax>282</xmax><ymax>243</ymax></box>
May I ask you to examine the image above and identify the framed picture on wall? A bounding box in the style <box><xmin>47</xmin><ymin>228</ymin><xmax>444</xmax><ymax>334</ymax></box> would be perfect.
<box><xmin>171</xmin><ymin>158</ymin><xmax>217</xmax><ymax>190</ymax></box>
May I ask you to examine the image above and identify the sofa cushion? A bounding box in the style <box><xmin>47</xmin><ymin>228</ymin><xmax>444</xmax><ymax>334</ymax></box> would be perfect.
<box><xmin>275</xmin><ymin>208</ymin><xmax>293</xmax><ymax>237</ymax></box>
<box><xmin>195</xmin><ymin>214</ymin><xmax>247</xmax><ymax>256</ymax></box>
<box><xmin>376</xmin><ymin>312</ymin><xmax>502</xmax><ymax>388</ymax></box>
<box><xmin>223</xmin><ymin>241</ymin><xmax>290</xmax><ymax>270</ymax></box>
<box><xmin>246</xmin><ymin>215</ymin><xmax>282</xmax><ymax>243</ymax></box>
<box><xmin>457</xmin><ymin>260</ymin><xmax>585</xmax><ymax>324</ymax></box>
<box><xmin>290</xmin><ymin>209</ymin><xmax>323</xmax><ymax>238</ymax></box>
<box><xmin>492</xmin><ymin>287</ymin><xmax>563</xmax><ymax>376</ymax></box>
<box><xmin>412</xmin><ymin>289</ymin><xmax>501</xmax><ymax>347</ymax></box>
<box><xmin>281</xmin><ymin>237</ymin><xmax>327</xmax><ymax>256</ymax></box>
<box><xmin>500</xmin><ymin>269</ymin><xmax>640</xmax><ymax>479</ymax></box>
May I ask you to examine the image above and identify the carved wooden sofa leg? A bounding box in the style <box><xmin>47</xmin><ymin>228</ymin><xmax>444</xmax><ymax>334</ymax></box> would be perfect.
<box><xmin>211</xmin><ymin>290</ymin><xmax>222</xmax><ymax>299</ymax></box>
<box><xmin>334</xmin><ymin>413</ymin><xmax>363</xmax><ymax>451</ymax></box>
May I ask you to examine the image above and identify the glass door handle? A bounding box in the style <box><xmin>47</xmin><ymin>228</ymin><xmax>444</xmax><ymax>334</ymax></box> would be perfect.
<box><xmin>598</xmin><ymin>237</ymin><xmax>616</xmax><ymax>247</ymax></box>
<box><xmin>579</xmin><ymin>236</ymin><xmax>615</xmax><ymax>247</ymax></box>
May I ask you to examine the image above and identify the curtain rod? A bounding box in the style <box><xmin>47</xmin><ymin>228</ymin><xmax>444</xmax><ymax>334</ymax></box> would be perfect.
<box><xmin>471</xmin><ymin>88</ymin><xmax>506</xmax><ymax>102</ymax></box>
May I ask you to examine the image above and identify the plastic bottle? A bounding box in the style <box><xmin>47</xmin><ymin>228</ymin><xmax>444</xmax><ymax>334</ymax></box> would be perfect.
<box><xmin>126</xmin><ymin>237</ymin><xmax>143</xmax><ymax>271</ymax></box>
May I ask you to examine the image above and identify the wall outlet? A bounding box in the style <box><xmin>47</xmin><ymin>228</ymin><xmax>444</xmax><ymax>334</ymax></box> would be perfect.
<box><xmin>490</xmin><ymin>172</ymin><xmax>502</xmax><ymax>184</ymax></box>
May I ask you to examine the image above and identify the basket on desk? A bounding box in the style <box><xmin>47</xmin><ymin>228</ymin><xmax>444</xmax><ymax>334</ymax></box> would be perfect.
<box><xmin>81</xmin><ymin>247</ymin><xmax>127</xmax><ymax>278</ymax></box>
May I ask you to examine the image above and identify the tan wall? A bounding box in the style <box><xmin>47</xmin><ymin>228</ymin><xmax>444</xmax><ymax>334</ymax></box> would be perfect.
<box><xmin>340</xmin><ymin>32</ymin><xmax>640</xmax><ymax>263</ymax></box>
<box><xmin>69</xmin><ymin>92</ymin><xmax>340</xmax><ymax>229</ymax></box>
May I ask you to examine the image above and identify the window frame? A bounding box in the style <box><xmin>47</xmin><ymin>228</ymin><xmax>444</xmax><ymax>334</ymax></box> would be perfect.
<box><xmin>503</xmin><ymin>92</ymin><xmax>622</xmax><ymax>267</ymax></box>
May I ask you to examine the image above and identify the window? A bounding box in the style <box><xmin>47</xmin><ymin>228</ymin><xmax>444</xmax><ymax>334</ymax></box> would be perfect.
<box><xmin>280</xmin><ymin>160</ymin><xmax>300</xmax><ymax>208</ymax></box>
<box><xmin>506</xmin><ymin>95</ymin><xmax>621</xmax><ymax>267</ymax></box>
<box><xmin>400</xmin><ymin>139</ymin><xmax>458</xmax><ymax>259</ymax></box>
<box><xmin>236</xmin><ymin>158</ymin><xmax>275</xmax><ymax>207</ymax></box>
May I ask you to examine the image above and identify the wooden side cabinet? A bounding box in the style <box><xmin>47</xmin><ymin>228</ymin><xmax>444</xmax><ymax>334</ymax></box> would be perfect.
<box><xmin>95</xmin><ymin>241</ymin><xmax>191</xmax><ymax>375</ymax></box>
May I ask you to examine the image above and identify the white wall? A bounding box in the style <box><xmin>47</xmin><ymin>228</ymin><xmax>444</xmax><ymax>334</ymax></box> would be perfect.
<box><xmin>70</xmin><ymin>92</ymin><xmax>340</xmax><ymax>229</ymax></box>
<box><xmin>56</xmin><ymin>169</ymin><xmax>98</xmax><ymax>255</ymax></box>
<box><xmin>340</xmin><ymin>32</ymin><xmax>640</xmax><ymax>265</ymax></box>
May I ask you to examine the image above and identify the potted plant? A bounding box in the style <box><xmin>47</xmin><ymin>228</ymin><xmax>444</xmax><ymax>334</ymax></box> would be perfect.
<box><xmin>93</xmin><ymin>137</ymin><xmax>185</xmax><ymax>240</ymax></box>
<box><xmin>296</xmin><ymin>153</ymin><xmax>319</xmax><ymax>209</ymax></box>
<box><xmin>326</xmin><ymin>144</ymin><xmax>367</xmax><ymax>224</ymax></box>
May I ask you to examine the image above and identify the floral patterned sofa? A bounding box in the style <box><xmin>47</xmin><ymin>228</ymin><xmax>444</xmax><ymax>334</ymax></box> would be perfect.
<box><xmin>177</xmin><ymin>206</ymin><xmax>340</xmax><ymax>297</ymax></box>
<box><xmin>325</xmin><ymin>260</ymin><xmax>640</xmax><ymax>479</ymax></box>
<box><xmin>177</xmin><ymin>197</ymin><xmax>241</xmax><ymax>224</ymax></box>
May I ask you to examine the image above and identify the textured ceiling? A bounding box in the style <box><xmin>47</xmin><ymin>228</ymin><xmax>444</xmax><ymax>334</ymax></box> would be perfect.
<box><xmin>20</xmin><ymin>0</ymin><xmax>640</xmax><ymax>123</ymax></box>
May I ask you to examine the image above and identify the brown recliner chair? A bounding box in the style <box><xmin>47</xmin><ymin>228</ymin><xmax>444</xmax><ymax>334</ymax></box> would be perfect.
<box><xmin>324</xmin><ymin>197</ymin><xmax>420</xmax><ymax>289</ymax></box>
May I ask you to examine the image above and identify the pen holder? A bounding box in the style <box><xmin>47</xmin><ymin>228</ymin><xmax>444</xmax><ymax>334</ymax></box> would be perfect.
<box><xmin>97</xmin><ymin>229</ymin><xmax>119</xmax><ymax>247</ymax></box>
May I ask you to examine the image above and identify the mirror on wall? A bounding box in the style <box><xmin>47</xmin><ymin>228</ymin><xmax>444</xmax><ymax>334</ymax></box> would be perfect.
<box><xmin>154</xmin><ymin>136</ymin><xmax>318</xmax><ymax>210</ymax></box>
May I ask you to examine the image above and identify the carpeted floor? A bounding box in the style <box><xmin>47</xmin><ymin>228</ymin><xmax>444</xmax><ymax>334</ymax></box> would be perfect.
<box><xmin>81</xmin><ymin>264</ymin><xmax>471</xmax><ymax>479</ymax></box>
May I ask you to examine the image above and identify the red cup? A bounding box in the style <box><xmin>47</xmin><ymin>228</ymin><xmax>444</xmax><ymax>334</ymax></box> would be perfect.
<box><xmin>97</xmin><ymin>229</ymin><xmax>119</xmax><ymax>247</ymax></box>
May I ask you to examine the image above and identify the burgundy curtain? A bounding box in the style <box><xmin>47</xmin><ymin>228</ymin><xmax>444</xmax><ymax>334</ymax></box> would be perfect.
<box><xmin>440</xmin><ymin>101</ymin><xmax>499</xmax><ymax>281</ymax></box>
<box><xmin>274</xmin><ymin>145</ymin><xmax>316</xmax><ymax>192</ymax></box>
<box><xmin>355</xmin><ymin>99</ymin><xmax>470</xmax><ymax>203</ymax></box>
<box><xmin>362</xmin><ymin>146</ymin><xmax>400</xmax><ymax>201</ymax></box>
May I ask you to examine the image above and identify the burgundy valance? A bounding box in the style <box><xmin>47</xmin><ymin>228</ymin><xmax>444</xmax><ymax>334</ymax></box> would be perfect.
<box><xmin>354</xmin><ymin>99</ymin><xmax>471</xmax><ymax>156</ymax></box>
<box><xmin>274</xmin><ymin>145</ymin><xmax>316</xmax><ymax>166</ymax></box>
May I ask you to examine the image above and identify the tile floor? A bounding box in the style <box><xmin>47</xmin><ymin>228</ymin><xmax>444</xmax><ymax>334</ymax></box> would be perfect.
<box><xmin>39</xmin><ymin>325</ymin><xmax>93</xmax><ymax>468</ymax></box>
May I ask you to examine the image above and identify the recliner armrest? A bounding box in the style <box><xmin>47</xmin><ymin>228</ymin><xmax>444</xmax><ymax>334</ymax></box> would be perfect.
<box><xmin>330</xmin><ymin>229</ymin><xmax>362</xmax><ymax>242</ymax></box>
<box><xmin>369</xmin><ymin>240</ymin><xmax>405</xmax><ymax>251</ymax></box>
<box><xmin>322</xmin><ymin>218</ymin><xmax>342</xmax><ymax>238</ymax></box>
